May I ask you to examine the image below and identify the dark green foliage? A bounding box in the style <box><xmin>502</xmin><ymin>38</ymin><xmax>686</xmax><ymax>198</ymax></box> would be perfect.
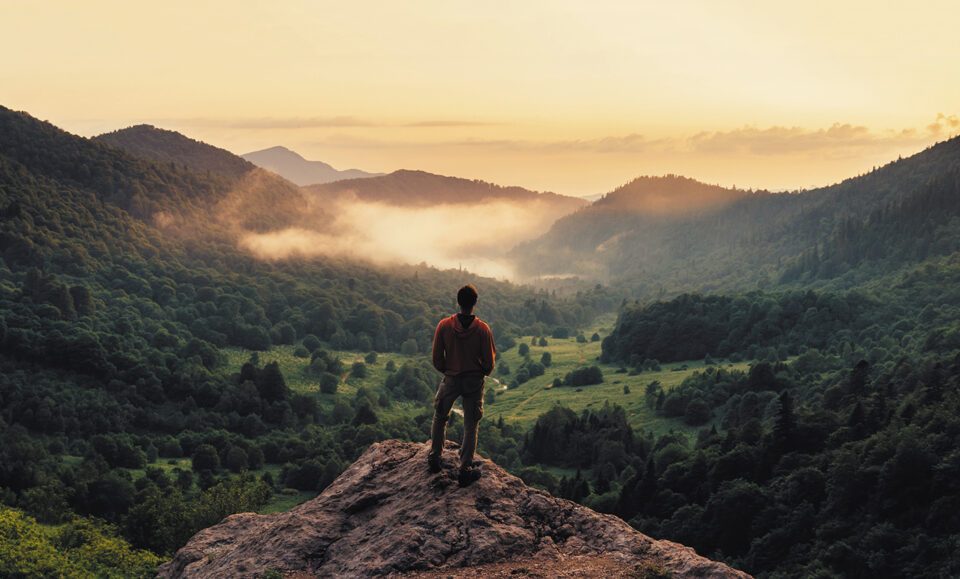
<box><xmin>318</xmin><ymin>372</ymin><xmax>339</xmax><ymax>395</ymax></box>
<box><xmin>257</xmin><ymin>362</ymin><xmax>289</xmax><ymax>403</ymax></box>
<box><xmin>351</xmin><ymin>361</ymin><xmax>368</xmax><ymax>379</ymax></box>
<box><xmin>540</xmin><ymin>352</ymin><xmax>552</xmax><ymax>367</ymax></box>
<box><xmin>384</xmin><ymin>362</ymin><xmax>436</xmax><ymax>401</ymax></box>
<box><xmin>518</xmin><ymin>343</ymin><xmax>529</xmax><ymax>357</ymax></box>
<box><xmin>191</xmin><ymin>445</ymin><xmax>220</xmax><ymax>472</ymax></box>
<box><xmin>562</xmin><ymin>366</ymin><xmax>604</xmax><ymax>386</ymax></box>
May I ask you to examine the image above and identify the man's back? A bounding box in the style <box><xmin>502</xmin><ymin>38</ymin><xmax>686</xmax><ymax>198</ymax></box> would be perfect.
<box><xmin>431</xmin><ymin>313</ymin><xmax>495</xmax><ymax>377</ymax></box>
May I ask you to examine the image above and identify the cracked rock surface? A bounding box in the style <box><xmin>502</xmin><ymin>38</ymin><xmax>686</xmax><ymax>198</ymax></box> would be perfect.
<box><xmin>160</xmin><ymin>440</ymin><xmax>750</xmax><ymax>578</ymax></box>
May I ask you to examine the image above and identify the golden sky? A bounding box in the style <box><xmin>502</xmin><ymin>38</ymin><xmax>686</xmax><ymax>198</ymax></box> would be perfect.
<box><xmin>2</xmin><ymin>1</ymin><xmax>958</xmax><ymax>196</ymax></box>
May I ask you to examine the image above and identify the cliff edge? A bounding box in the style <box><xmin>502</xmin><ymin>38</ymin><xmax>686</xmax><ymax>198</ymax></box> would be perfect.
<box><xmin>160</xmin><ymin>440</ymin><xmax>750</xmax><ymax>578</ymax></box>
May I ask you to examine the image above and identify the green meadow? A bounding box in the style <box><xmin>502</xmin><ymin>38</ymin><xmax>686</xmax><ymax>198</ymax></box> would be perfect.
<box><xmin>221</xmin><ymin>314</ymin><xmax>748</xmax><ymax>438</ymax></box>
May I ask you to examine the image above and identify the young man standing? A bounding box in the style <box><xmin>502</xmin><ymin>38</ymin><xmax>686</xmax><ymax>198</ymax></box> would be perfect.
<box><xmin>428</xmin><ymin>284</ymin><xmax>496</xmax><ymax>486</ymax></box>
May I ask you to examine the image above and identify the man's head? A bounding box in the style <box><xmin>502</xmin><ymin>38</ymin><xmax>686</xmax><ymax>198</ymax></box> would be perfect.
<box><xmin>457</xmin><ymin>284</ymin><xmax>478</xmax><ymax>313</ymax></box>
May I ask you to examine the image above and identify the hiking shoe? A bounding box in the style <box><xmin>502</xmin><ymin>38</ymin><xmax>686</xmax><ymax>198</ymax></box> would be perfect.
<box><xmin>427</xmin><ymin>454</ymin><xmax>442</xmax><ymax>473</ymax></box>
<box><xmin>458</xmin><ymin>467</ymin><xmax>481</xmax><ymax>487</ymax></box>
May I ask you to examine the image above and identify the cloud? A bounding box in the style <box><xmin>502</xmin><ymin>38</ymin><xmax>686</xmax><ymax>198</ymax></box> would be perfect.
<box><xmin>306</xmin><ymin>114</ymin><xmax>957</xmax><ymax>160</ymax></box>
<box><xmin>928</xmin><ymin>113</ymin><xmax>960</xmax><ymax>136</ymax></box>
<box><xmin>685</xmin><ymin>123</ymin><xmax>928</xmax><ymax>158</ymax></box>
<box><xmin>161</xmin><ymin>117</ymin><xmax>501</xmax><ymax>130</ymax></box>
<box><xmin>401</xmin><ymin>120</ymin><xmax>502</xmax><ymax>128</ymax></box>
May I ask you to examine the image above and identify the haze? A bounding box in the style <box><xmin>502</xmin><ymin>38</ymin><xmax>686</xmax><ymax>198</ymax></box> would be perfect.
<box><xmin>2</xmin><ymin>1</ymin><xmax>959</xmax><ymax>196</ymax></box>
<box><xmin>240</xmin><ymin>197</ymin><xmax>571</xmax><ymax>280</ymax></box>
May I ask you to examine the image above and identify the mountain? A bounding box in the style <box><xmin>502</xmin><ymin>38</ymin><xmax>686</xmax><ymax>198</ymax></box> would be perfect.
<box><xmin>511</xmin><ymin>175</ymin><xmax>754</xmax><ymax>282</ymax></box>
<box><xmin>160</xmin><ymin>440</ymin><xmax>747</xmax><ymax>578</ymax></box>
<box><xmin>591</xmin><ymin>175</ymin><xmax>750</xmax><ymax>216</ymax></box>
<box><xmin>96</xmin><ymin>125</ymin><xmax>255</xmax><ymax>179</ymax></box>
<box><xmin>242</xmin><ymin>145</ymin><xmax>382</xmax><ymax>185</ymax></box>
<box><xmin>95</xmin><ymin>124</ymin><xmax>315</xmax><ymax>232</ymax></box>
<box><xmin>512</xmin><ymin>138</ymin><xmax>960</xmax><ymax>293</ymax></box>
<box><xmin>305</xmin><ymin>169</ymin><xmax>588</xmax><ymax>209</ymax></box>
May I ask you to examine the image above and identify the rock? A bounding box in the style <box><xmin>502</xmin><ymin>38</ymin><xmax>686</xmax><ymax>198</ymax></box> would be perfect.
<box><xmin>160</xmin><ymin>440</ymin><xmax>750</xmax><ymax>578</ymax></box>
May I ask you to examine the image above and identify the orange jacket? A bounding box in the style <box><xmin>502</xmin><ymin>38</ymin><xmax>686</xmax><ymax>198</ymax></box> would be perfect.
<box><xmin>431</xmin><ymin>314</ymin><xmax>496</xmax><ymax>376</ymax></box>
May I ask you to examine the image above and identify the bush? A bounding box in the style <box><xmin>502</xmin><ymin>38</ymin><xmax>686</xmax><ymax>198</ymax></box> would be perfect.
<box><xmin>301</xmin><ymin>334</ymin><xmax>321</xmax><ymax>351</ymax></box>
<box><xmin>364</xmin><ymin>351</ymin><xmax>378</xmax><ymax>364</ymax></box>
<box><xmin>518</xmin><ymin>343</ymin><xmax>530</xmax><ymax>357</ymax></box>
<box><xmin>400</xmin><ymin>339</ymin><xmax>419</xmax><ymax>356</ymax></box>
<box><xmin>684</xmin><ymin>399</ymin><xmax>712</xmax><ymax>425</ymax></box>
<box><xmin>191</xmin><ymin>444</ymin><xmax>220</xmax><ymax>472</ymax></box>
<box><xmin>563</xmin><ymin>366</ymin><xmax>604</xmax><ymax>386</ymax></box>
<box><xmin>351</xmin><ymin>361</ymin><xmax>367</xmax><ymax>379</ymax></box>
<box><xmin>591</xmin><ymin>332</ymin><xmax>600</xmax><ymax>342</ymax></box>
<box><xmin>538</xmin><ymin>337</ymin><xmax>548</xmax><ymax>347</ymax></box>
<box><xmin>225</xmin><ymin>446</ymin><xmax>249</xmax><ymax>473</ymax></box>
<box><xmin>319</xmin><ymin>372</ymin><xmax>339</xmax><ymax>395</ymax></box>
<box><xmin>540</xmin><ymin>352</ymin><xmax>552</xmax><ymax>367</ymax></box>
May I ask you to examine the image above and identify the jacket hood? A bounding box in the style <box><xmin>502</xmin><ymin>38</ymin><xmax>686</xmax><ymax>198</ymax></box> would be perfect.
<box><xmin>451</xmin><ymin>314</ymin><xmax>481</xmax><ymax>338</ymax></box>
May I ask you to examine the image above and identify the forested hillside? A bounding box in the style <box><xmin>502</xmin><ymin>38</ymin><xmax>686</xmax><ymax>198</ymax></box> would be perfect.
<box><xmin>0</xmin><ymin>107</ymin><xmax>614</xmax><ymax>573</ymax></box>
<box><xmin>514</xmin><ymin>137</ymin><xmax>960</xmax><ymax>295</ymax></box>
<box><xmin>532</xmin><ymin>256</ymin><xmax>960</xmax><ymax>576</ymax></box>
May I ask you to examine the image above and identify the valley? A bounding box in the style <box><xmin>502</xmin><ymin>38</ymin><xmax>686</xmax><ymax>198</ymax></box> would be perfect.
<box><xmin>1</xmin><ymin>104</ymin><xmax>959</xmax><ymax>577</ymax></box>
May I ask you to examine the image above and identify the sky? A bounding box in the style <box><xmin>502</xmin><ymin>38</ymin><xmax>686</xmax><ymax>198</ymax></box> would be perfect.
<box><xmin>2</xmin><ymin>1</ymin><xmax>959</xmax><ymax>197</ymax></box>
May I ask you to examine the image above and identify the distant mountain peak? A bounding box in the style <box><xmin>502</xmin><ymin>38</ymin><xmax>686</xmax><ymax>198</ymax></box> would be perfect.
<box><xmin>242</xmin><ymin>146</ymin><xmax>381</xmax><ymax>186</ymax></box>
<box><xmin>594</xmin><ymin>174</ymin><xmax>752</xmax><ymax>215</ymax></box>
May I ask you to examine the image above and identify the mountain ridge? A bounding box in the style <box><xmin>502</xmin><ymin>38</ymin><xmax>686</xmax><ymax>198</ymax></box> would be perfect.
<box><xmin>306</xmin><ymin>168</ymin><xmax>589</xmax><ymax>210</ymax></box>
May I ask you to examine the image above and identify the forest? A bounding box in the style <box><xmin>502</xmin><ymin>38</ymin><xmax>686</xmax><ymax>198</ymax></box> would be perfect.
<box><xmin>2</xmin><ymin>105</ymin><xmax>960</xmax><ymax>577</ymax></box>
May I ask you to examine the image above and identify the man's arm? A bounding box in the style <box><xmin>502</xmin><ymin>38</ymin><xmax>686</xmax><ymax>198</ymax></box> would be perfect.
<box><xmin>480</xmin><ymin>325</ymin><xmax>496</xmax><ymax>376</ymax></box>
<box><xmin>431</xmin><ymin>320</ymin><xmax>446</xmax><ymax>374</ymax></box>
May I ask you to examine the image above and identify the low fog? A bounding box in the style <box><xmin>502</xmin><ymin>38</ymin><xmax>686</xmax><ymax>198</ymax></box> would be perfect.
<box><xmin>240</xmin><ymin>198</ymin><xmax>572</xmax><ymax>279</ymax></box>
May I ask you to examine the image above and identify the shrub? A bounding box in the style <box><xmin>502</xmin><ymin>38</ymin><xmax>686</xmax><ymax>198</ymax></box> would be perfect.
<box><xmin>563</xmin><ymin>366</ymin><xmax>604</xmax><ymax>386</ymax></box>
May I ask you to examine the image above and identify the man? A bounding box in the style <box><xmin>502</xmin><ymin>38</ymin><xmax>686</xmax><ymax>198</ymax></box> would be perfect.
<box><xmin>428</xmin><ymin>284</ymin><xmax>496</xmax><ymax>486</ymax></box>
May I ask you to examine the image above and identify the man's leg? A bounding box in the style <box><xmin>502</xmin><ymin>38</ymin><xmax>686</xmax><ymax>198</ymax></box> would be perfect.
<box><xmin>429</xmin><ymin>376</ymin><xmax>458</xmax><ymax>468</ymax></box>
<box><xmin>459</xmin><ymin>386</ymin><xmax>484</xmax><ymax>471</ymax></box>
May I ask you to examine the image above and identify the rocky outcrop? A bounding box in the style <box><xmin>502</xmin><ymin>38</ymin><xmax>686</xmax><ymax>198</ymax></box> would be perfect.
<box><xmin>160</xmin><ymin>440</ymin><xmax>750</xmax><ymax>578</ymax></box>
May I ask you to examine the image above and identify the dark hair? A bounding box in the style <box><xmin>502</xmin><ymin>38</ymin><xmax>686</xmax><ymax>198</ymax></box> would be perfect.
<box><xmin>457</xmin><ymin>284</ymin><xmax>478</xmax><ymax>309</ymax></box>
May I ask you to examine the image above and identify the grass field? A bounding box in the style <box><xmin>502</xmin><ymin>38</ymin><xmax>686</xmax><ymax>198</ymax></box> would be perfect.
<box><xmin>487</xmin><ymin>314</ymin><xmax>751</xmax><ymax>437</ymax></box>
<box><xmin>221</xmin><ymin>314</ymin><xmax>749</xmax><ymax>439</ymax></box>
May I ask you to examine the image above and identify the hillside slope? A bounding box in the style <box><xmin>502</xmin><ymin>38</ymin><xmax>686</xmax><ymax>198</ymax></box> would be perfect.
<box><xmin>243</xmin><ymin>145</ymin><xmax>382</xmax><ymax>185</ymax></box>
<box><xmin>96</xmin><ymin>124</ymin><xmax>255</xmax><ymax>179</ymax></box>
<box><xmin>512</xmin><ymin>137</ymin><xmax>960</xmax><ymax>292</ymax></box>
<box><xmin>161</xmin><ymin>440</ymin><xmax>748</xmax><ymax>578</ymax></box>
<box><xmin>93</xmin><ymin>123</ymin><xmax>314</xmax><ymax>232</ymax></box>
